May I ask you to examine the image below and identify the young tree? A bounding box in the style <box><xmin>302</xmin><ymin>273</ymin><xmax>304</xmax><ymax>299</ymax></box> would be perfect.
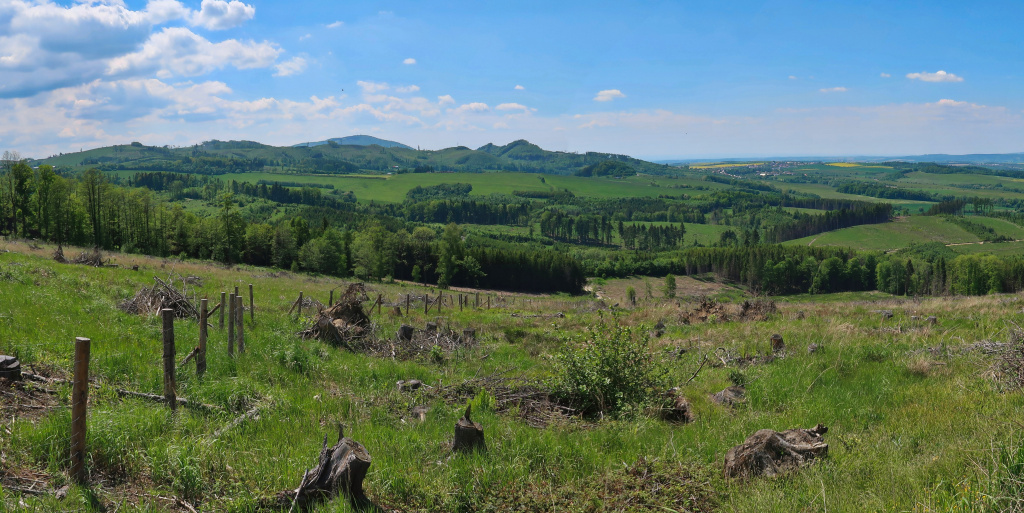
<box><xmin>663</xmin><ymin>274</ymin><xmax>677</xmax><ymax>299</ymax></box>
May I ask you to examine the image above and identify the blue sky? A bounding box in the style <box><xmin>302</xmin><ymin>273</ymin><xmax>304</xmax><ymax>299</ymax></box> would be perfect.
<box><xmin>1</xmin><ymin>0</ymin><xmax>1022</xmax><ymax>159</ymax></box>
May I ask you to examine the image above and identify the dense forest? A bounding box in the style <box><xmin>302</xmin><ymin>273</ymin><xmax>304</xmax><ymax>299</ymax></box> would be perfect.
<box><xmin>5</xmin><ymin>151</ymin><xmax>1024</xmax><ymax>298</ymax></box>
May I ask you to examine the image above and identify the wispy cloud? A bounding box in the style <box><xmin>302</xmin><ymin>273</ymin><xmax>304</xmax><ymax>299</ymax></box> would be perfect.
<box><xmin>514</xmin><ymin>84</ymin><xmax>525</xmax><ymax>90</ymax></box>
<box><xmin>880</xmin><ymin>73</ymin><xmax>891</xmax><ymax>78</ymax></box>
<box><xmin>395</xmin><ymin>85</ymin><xmax>420</xmax><ymax>93</ymax></box>
<box><xmin>451</xmin><ymin>102</ymin><xmax>489</xmax><ymax>114</ymax></box>
<box><xmin>403</xmin><ymin>58</ymin><xmax>416</xmax><ymax>65</ymax></box>
<box><xmin>437</xmin><ymin>95</ymin><xmax>455</xmax><ymax>105</ymax></box>
<box><xmin>357</xmin><ymin>81</ymin><xmax>389</xmax><ymax>93</ymax></box>
<box><xmin>788</xmin><ymin>75</ymin><xmax>798</xmax><ymax>80</ymax></box>
<box><xmin>594</xmin><ymin>89</ymin><xmax>625</xmax><ymax>102</ymax></box>
<box><xmin>819</xmin><ymin>86</ymin><xmax>847</xmax><ymax>93</ymax></box>
<box><xmin>495</xmin><ymin>103</ymin><xmax>534</xmax><ymax>112</ymax></box>
<box><xmin>906</xmin><ymin>70</ymin><xmax>963</xmax><ymax>82</ymax></box>
<box><xmin>326</xmin><ymin>21</ymin><xmax>343</xmax><ymax>28</ymax></box>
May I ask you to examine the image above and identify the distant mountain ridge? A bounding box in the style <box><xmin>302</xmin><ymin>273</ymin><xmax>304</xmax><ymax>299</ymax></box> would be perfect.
<box><xmin>292</xmin><ymin>135</ymin><xmax>413</xmax><ymax>149</ymax></box>
<box><xmin>656</xmin><ymin>152</ymin><xmax>1024</xmax><ymax>166</ymax></box>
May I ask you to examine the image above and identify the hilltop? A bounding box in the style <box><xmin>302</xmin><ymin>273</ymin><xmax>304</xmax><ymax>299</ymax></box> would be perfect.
<box><xmin>32</xmin><ymin>138</ymin><xmax>674</xmax><ymax>177</ymax></box>
<box><xmin>292</xmin><ymin>135</ymin><xmax>413</xmax><ymax>149</ymax></box>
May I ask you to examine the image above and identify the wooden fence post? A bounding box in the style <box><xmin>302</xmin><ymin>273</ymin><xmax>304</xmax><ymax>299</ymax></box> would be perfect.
<box><xmin>377</xmin><ymin>294</ymin><xmax>383</xmax><ymax>315</ymax></box>
<box><xmin>70</xmin><ymin>336</ymin><xmax>90</xmax><ymax>484</ymax></box>
<box><xmin>297</xmin><ymin>291</ymin><xmax>304</xmax><ymax>317</ymax></box>
<box><xmin>198</xmin><ymin>299</ymin><xmax>208</xmax><ymax>376</ymax></box>
<box><xmin>487</xmin><ymin>295</ymin><xmax>491</xmax><ymax>309</ymax></box>
<box><xmin>329</xmin><ymin>290</ymin><xmax>334</xmax><ymax>307</ymax></box>
<box><xmin>162</xmin><ymin>309</ymin><xmax>176</xmax><ymax>411</ymax></box>
<box><xmin>249</xmin><ymin>283</ymin><xmax>255</xmax><ymax>323</ymax></box>
<box><xmin>438</xmin><ymin>292</ymin><xmax>443</xmax><ymax>313</ymax></box>
<box><xmin>228</xmin><ymin>293</ymin><xmax>235</xmax><ymax>357</ymax></box>
<box><xmin>219</xmin><ymin>292</ymin><xmax>226</xmax><ymax>330</ymax></box>
<box><xmin>236</xmin><ymin>295</ymin><xmax>245</xmax><ymax>354</ymax></box>
<box><xmin>425</xmin><ymin>294</ymin><xmax>429</xmax><ymax>314</ymax></box>
<box><xmin>406</xmin><ymin>294</ymin><xmax>410</xmax><ymax>316</ymax></box>
<box><xmin>476</xmin><ymin>292</ymin><xmax>479</xmax><ymax>308</ymax></box>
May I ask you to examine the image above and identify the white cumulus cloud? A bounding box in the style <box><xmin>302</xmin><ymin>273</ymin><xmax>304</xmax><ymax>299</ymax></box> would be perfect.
<box><xmin>395</xmin><ymin>85</ymin><xmax>420</xmax><ymax>93</ymax></box>
<box><xmin>403</xmin><ymin>57</ymin><xmax>416</xmax><ymax>65</ymax></box>
<box><xmin>357</xmin><ymin>81</ymin><xmax>389</xmax><ymax>93</ymax></box>
<box><xmin>594</xmin><ymin>89</ymin><xmax>625</xmax><ymax>102</ymax></box>
<box><xmin>514</xmin><ymin>84</ymin><xmax>524</xmax><ymax>90</ymax></box>
<box><xmin>274</xmin><ymin>56</ymin><xmax>306</xmax><ymax>77</ymax></box>
<box><xmin>495</xmin><ymin>103</ymin><xmax>533</xmax><ymax>112</ymax></box>
<box><xmin>189</xmin><ymin>0</ymin><xmax>255</xmax><ymax>30</ymax></box>
<box><xmin>451</xmin><ymin>102</ymin><xmax>489</xmax><ymax>114</ymax></box>
<box><xmin>107</xmin><ymin>27</ymin><xmax>280</xmax><ymax>77</ymax></box>
<box><xmin>906</xmin><ymin>70</ymin><xmax>963</xmax><ymax>82</ymax></box>
<box><xmin>437</xmin><ymin>95</ymin><xmax>455</xmax><ymax>105</ymax></box>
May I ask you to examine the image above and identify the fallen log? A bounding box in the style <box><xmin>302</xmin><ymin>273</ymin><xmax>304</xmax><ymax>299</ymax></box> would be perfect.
<box><xmin>115</xmin><ymin>389</ymin><xmax>222</xmax><ymax>413</ymax></box>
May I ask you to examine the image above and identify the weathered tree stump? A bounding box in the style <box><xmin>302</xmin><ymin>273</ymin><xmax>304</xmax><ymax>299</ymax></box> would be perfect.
<box><xmin>770</xmin><ymin>334</ymin><xmax>785</xmax><ymax>354</ymax></box>
<box><xmin>425</xmin><ymin>322</ymin><xmax>438</xmax><ymax>334</ymax></box>
<box><xmin>723</xmin><ymin>424</ymin><xmax>828</xmax><ymax>479</ymax></box>
<box><xmin>661</xmin><ymin>389</ymin><xmax>694</xmax><ymax>423</ymax></box>
<box><xmin>0</xmin><ymin>355</ymin><xmax>22</xmax><ymax>381</ymax></box>
<box><xmin>396</xmin><ymin>379</ymin><xmax>424</xmax><ymax>392</ymax></box>
<box><xmin>277</xmin><ymin>426</ymin><xmax>372</xmax><ymax>511</ymax></box>
<box><xmin>881</xmin><ymin>310</ymin><xmax>893</xmax><ymax>320</ymax></box>
<box><xmin>927</xmin><ymin>316</ymin><xmax>937</xmax><ymax>325</ymax></box>
<box><xmin>807</xmin><ymin>343</ymin><xmax>820</xmax><ymax>354</ymax></box>
<box><xmin>397</xmin><ymin>324</ymin><xmax>414</xmax><ymax>342</ymax></box>
<box><xmin>452</xmin><ymin>405</ymin><xmax>486</xmax><ymax>453</ymax></box>
<box><xmin>710</xmin><ymin>386</ymin><xmax>746</xmax><ymax>406</ymax></box>
<box><xmin>462</xmin><ymin>329</ymin><xmax>476</xmax><ymax>343</ymax></box>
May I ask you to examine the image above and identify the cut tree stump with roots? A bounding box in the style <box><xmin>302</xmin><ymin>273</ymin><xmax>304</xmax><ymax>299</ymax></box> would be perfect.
<box><xmin>660</xmin><ymin>389</ymin><xmax>693</xmax><ymax>423</ymax></box>
<box><xmin>710</xmin><ymin>386</ymin><xmax>746</xmax><ymax>406</ymax></box>
<box><xmin>723</xmin><ymin>424</ymin><xmax>828</xmax><ymax>479</ymax></box>
<box><xmin>452</xmin><ymin>405</ymin><xmax>486</xmax><ymax>453</ymax></box>
<box><xmin>272</xmin><ymin>425</ymin><xmax>373</xmax><ymax>512</ymax></box>
<box><xmin>0</xmin><ymin>355</ymin><xmax>22</xmax><ymax>381</ymax></box>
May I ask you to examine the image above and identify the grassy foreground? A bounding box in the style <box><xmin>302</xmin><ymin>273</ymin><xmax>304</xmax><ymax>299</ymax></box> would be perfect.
<box><xmin>1</xmin><ymin>240</ymin><xmax>1023</xmax><ymax>512</ymax></box>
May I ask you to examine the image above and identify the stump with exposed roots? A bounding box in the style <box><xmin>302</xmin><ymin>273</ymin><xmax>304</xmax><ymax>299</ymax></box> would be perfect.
<box><xmin>723</xmin><ymin>424</ymin><xmax>828</xmax><ymax>479</ymax></box>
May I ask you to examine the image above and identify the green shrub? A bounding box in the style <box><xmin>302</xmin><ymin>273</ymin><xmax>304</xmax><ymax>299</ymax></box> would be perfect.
<box><xmin>549</xmin><ymin>319</ymin><xmax>667</xmax><ymax>417</ymax></box>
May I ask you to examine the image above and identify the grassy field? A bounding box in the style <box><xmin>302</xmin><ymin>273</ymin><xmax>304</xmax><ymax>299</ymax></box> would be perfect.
<box><xmin>785</xmin><ymin>216</ymin><xmax>981</xmax><ymax>251</ymax></box>
<box><xmin>2</xmin><ymin>242</ymin><xmax>1024</xmax><ymax>512</ymax></box>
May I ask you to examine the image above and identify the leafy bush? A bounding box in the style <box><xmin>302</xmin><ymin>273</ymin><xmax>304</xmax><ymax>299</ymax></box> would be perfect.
<box><xmin>550</xmin><ymin>319</ymin><xmax>667</xmax><ymax>416</ymax></box>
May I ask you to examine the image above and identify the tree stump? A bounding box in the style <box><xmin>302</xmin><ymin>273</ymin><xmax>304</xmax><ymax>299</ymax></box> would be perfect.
<box><xmin>452</xmin><ymin>405</ymin><xmax>486</xmax><ymax>453</ymax></box>
<box><xmin>710</xmin><ymin>386</ymin><xmax>746</xmax><ymax>407</ymax></box>
<box><xmin>770</xmin><ymin>334</ymin><xmax>785</xmax><ymax>354</ymax></box>
<box><xmin>278</xmin><ymin>426</ymin><xmax>372</xmax><ymax>511</ymax></box>
<box><xmin>0</xmin><ymin>355</ymin><xmax>22</xmax><ymax>381</ymax></box>
<box><xmin>881</xmin><ymin>310</ymin><xmax>893</xmax><ymax>320</ymax></box>
<box><xmin>723</xmin><ymin>424</ymin><xmax>828</xmax><ymax>479</ymax></box>
<box><xmin>462</xmin><ymin>329</ymin><xmax>476</xmax><ymax>343</ymax></box>
<box><xmin>397</xmin><ymin>324</ymin><xmax>414</xmax><ymax>342</ymax></box>
<box><xmin>927</xmin><ymin>316</ymin><xmax>937</xmax><ymax>325</ymax></box>
<box><xmin>396</xmin><ymin>379</ymin><xmax>424</xmax><ymax>392</ymax></box>
<box><xmin>425</xmin><ymin>322</ymin><xmax>438</xmax><ymax>334</ymax></box>
<box><xmin>661</xmin><ymin>389</ymin><xmax>694</xmax><ymax>423</ymax></box>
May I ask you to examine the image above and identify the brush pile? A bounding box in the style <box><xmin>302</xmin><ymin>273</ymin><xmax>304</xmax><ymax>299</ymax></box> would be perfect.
<box><xmin>738</xmin><ymin>298</ymin><xmax>777</xmax><ymax>321</ymax></box>
<box><xmin>299</xmin><ymin>283</ymin><xmax>372</xmax><ymax>347</ymax></box>
<box><xmin>355</xmin><ymin>322</ymin><xmax>477</xmax><ymax>359</ymax></box>
<box><xmin>118</xmin><ymin>275</ymin><xmax>200</xmax><ymax>319</ymax></box>
<box><xmin>681</xmin><ymin>296</ymin><xmax>730</xmax><ymax>324</ymax></box>
<box><xmin>436</xmin><ymin>375</ymin><xmax>578</xmax><ymax>428</ymax></box>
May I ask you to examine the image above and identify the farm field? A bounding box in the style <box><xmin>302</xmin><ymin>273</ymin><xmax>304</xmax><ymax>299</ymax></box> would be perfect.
<box><xmin>2</xmin><ymin>242</ymin><xmax>1024</xmax><ymax>512</ymax></box>
<box><xmin>785</xmin><ymin>216</ymin><xmax>980</xmax><ymax>251</ymax></box>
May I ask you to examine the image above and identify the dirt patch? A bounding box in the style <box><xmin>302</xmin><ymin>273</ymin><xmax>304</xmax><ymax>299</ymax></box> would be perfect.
<box><xmin>0</xmin><ymin>377</ymin><xmax>61</xmax><ymax>422</ymax></box>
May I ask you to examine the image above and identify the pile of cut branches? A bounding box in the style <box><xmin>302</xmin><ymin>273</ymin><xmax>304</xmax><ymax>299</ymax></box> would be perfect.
<box><xmin>435</xmin><ymin>375</ymin><xmax>578</xmax><ymax>428</ymax></box>
<box><xmin>118</xmin><ymin>275</ymin><xmax>200</xmax><ymax>319</ymax></box>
